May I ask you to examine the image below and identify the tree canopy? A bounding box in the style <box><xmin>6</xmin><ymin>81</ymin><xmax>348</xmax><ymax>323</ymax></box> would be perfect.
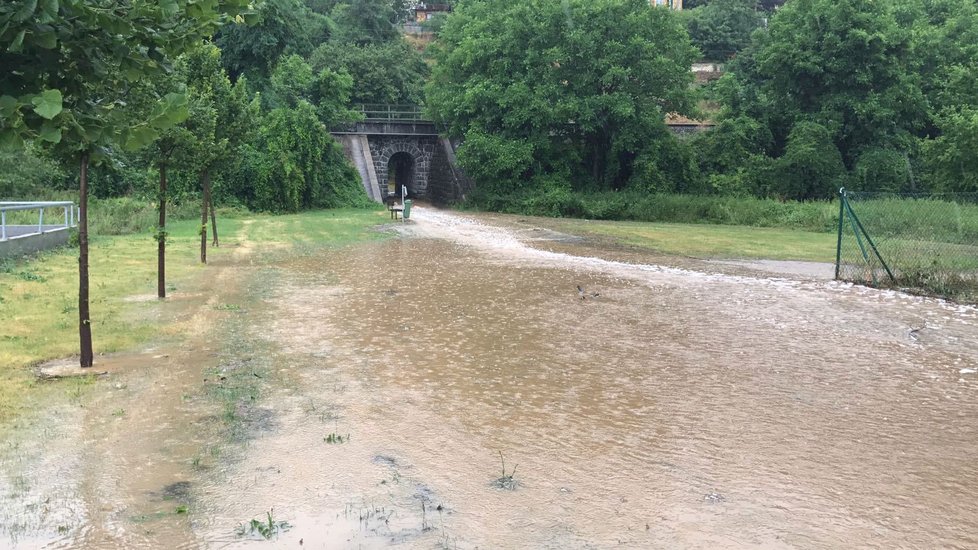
<box><xmin>427</xmin><ymin>0</ymin><xmax>697</xmax><ymax>194</ymax></box>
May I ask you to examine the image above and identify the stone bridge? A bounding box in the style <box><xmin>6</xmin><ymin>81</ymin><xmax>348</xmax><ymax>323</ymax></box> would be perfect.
<box><xmin>331</xmin><ymin>105</ymin><xmax>473</xmax><ymax>204</ymax></box>
<box><xmin>331</xmin><ymin>105</ymin><xmax>712</xmax><ymax>204</ymax></box>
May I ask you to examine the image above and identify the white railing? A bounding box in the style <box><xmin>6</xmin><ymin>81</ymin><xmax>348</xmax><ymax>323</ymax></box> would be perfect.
<box><xmin>0</xmin><ymin>201</ymin><xmax>78</xmax><ymax>241</ymax></box>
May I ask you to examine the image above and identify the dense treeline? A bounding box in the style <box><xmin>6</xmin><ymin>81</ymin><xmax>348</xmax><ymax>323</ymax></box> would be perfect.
<box><xmin>428</xmin><ymin>0</ymin><xmax>978</xmax><ymax>217</ymax></box>
<box><xmin>1</xmin><ymin>0</ymin><xmax>428</xmax><ymax>213</ymax></box>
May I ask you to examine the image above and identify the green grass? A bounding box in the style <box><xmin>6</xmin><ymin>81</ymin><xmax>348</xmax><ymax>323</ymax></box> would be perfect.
<box><xmin>550</xmin><ymin>218</ymin><xmax>838</xmax><ymax>262</ymax></box>
<box><xmin>236</xmin><ymin>207</ymin><xmax>388</xmax><ymax>246</ymax></box>
<box><xmin>0</xmin><ymin>205</ymin><xmax>392</xmax><ymax>423</ymax></box>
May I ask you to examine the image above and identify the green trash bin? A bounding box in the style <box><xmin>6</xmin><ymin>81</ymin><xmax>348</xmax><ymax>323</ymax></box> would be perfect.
<box><xmin>403</xmin><ymin>199</ymin><xmax>412</xmax><ymax>220</ymax></box>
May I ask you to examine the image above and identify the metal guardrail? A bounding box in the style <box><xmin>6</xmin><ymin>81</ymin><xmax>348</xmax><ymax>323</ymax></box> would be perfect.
<box><xmin>0</xmin><ymin>201</ymin><xmax>78</xmax><ymax>241</ymax></box>
<box><xmin>355</xmin><ymin>104</ymin><xmax>428</xmax><ymax>123</ymax></box>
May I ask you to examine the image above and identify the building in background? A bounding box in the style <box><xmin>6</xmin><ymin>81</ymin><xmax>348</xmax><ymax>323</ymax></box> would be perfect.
<box><xmin>412</xmin><ymin>3</ymin><xmax>452</xmax><ymax>23</ymax></box>
<box><xmin>652</xmin><ymin>0</ymin><xmax>683</xmax><ymax>9</ymax></box>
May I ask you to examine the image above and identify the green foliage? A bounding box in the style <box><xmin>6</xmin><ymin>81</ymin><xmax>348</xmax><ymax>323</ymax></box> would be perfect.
<box><xmin>687</xmin><ymin>0</ymin><xmax>978</xmax><ymax>199</ymax></box>
<box><xmin>743</xmin><ymin>0</ymin><xmax>927</xmax><ymax>167</ymax></box>
<box><xmin>0</xmin><ymin>144</ymin><xmax>66</xmax><ymax>197</ymax></box>
<box><xmin>922</xmin><ymin>107</ymin><xmax>978</xmax><ymax>192</ymax></box>
<box><xmin>774</xmin><ymin>121</ymin><xmax>846</xmax><ymax>200</ymax></box>
<box><xmin>329</xmin><ymin>0</ymin><xmax>400</xmax><ymax>45</ymax></box>
<box><xmin>237</xmin><ymin>510</ymin><xmax>290</xmax><ymax>540</ymax></box>
<box><xmin>227</xmin><ymin>99</ymin><xmax>367</xmax><ymax>213</ymax></box>
<box><xmin>467</xmin><ymin>190</ymin><xmax>841</xmax><ymax>232</ymax></box>
<box><xmin>853</xmin><ymin>148</ymin><xmax>912</xmax><ymax>192</ymax></box>
<box><xmin>215</xmin><ymin>0</ymin><xmax>329</xmax><ymax>85</ymax></box>
<box><xmin>0</xmin><ymin>0</ymin><xmax>252</xmax><ymax>157</ymax></box>
<box><xmin>428</xmin><ymin>0</ymin><xmax>697</xmax><ymax>193</ymax></box>
<box><xmin>267</xmin><ymin>54</ymin><xmax>357</xmax><ymax>125</ymax></box>
<box><xmin>631</xmin><ymin>132</ymin><xmax>705</xmax><ymax>194</ymax></box>
<box><xmin>684</xmin><ymin>0</ymin><xmax>763</xmax><ymax>61</ymax></box>
<box><xmin>309</xmin><ymin>40</ymin><xmax>429</xmax><ymax>105</ymax></box>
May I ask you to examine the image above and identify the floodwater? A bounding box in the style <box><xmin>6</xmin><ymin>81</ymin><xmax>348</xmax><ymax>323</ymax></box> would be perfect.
<box><xmin>2</xmin><ymin>207</ymin><xmax>978</xmax><ymax>549</ymax></box>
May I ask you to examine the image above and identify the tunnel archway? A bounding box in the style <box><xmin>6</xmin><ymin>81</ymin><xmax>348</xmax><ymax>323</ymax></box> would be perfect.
<box><xmin>387</xmin><ymin>151</ymin><xmax>415</xmax><ymax>198</ymax></box>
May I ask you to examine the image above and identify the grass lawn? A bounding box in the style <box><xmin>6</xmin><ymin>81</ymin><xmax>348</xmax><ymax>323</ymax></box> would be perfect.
<box><xmin>550</xmin><ymin>219</ymin><xmax>839</xmax><ymax>263</ymax></box>
<box><xmin>0</xmin><ymin>207</ymin><xmax>391</xmax><ymax>423</ymax></box>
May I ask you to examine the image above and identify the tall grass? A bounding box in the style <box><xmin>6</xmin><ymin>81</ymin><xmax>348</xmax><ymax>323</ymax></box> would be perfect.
<box><xmin>467</xmin><ymin>189</ymin><xmax>840</xmax><ymax>232</ymax></box>
<box><xmin>467</xmin><ymin>190</ymin><xmax>978</xmax><ymax>243</ymax></box>
<box><xmin>87</xmin><ymin>197</ymin><xmax>202</xmax><ymax>236</ymax></box>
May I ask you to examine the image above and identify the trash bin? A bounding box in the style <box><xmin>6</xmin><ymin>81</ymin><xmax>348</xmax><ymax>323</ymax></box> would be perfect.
<box><xmin>403</xmin><ymin>199</ymin><xmax>412</xmax><ymax>220</ymax></box>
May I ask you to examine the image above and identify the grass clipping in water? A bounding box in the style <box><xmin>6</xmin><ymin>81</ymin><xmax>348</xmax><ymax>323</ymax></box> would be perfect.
<box><xmin>493</xmin><ymin>451</ymin><xmax>518</xmax><ymax>490</ymax></box>
<box><xmin>237</xmin><ymin>509</ymin><xmax>290</xmax><ymax>540</ymax></box>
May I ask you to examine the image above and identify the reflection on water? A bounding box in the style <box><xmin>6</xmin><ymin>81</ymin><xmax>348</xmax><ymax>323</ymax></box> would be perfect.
<box><xmin>2</xmin><ymin>207</ymin><xmax>977</xmax><ymax>549</ymax></box>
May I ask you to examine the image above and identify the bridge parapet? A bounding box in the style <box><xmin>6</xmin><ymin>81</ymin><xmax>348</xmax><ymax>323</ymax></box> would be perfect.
<box><xmin>333</xmin><ymin>120</ymin><xmax>438</xmax><ymax>136</ymax></box>
<box><xmin>357</xmin><ymin>104</ymin><xmax>426</xmax><ymax>122</ymax></box>
<box><xmin>331</xmin><ymin>104</ymin><xmax>438</xmax><ymax>135</ymax></box>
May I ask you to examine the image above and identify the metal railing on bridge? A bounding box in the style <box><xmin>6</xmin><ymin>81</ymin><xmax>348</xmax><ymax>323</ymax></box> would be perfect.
<box><xmin>355</xmin><ymin>104</ymin><xmax>428</xmax><ymax>123</ymax></box>
<box><xmin>1</xmin><ymin>201</ymin><xmax>78</xmax><ymax>242</ymax></box>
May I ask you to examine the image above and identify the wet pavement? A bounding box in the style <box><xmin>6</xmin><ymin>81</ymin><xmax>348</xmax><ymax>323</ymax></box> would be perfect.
<box><xmin>2</xmin><ymin>207</ymin><xmax>977</xmax><ymax>549</ymax></box>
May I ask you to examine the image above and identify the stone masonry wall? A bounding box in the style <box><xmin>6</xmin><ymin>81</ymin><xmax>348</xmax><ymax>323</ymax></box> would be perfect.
<box><xmin>367</xmin><ymin>135</ymin><xmax>438</xmax><ymax>198</ymax></box>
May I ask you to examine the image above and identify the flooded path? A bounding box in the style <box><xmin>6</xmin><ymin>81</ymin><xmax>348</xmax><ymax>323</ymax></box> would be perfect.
<box><xmin>2</xmin><ymin>207</ymin><xmax>978</xmax><ymax>548</ymax></box>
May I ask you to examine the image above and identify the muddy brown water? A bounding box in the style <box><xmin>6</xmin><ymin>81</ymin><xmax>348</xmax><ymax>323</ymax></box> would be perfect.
<box><xmin>2</xmin><ymin>207</ymin><xmax>977</xmax><ymax>549</ymax></box>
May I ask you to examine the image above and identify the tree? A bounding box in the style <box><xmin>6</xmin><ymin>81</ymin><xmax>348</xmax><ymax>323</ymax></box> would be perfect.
<box><xmin>224</xmin><ymin>55</ymin><xmax>367</xmax><ymax>212</ymax></box>
<box><xmin>923</xmin><ymin>107</ymin><xmax>978</xmax><ymax>192</ymax></box>
<box><xmin>775</xmin><ymin>121</ymin><xmax>846</xmax><ymax>200</ymax></box>
<box><xmin>309</xmin><ymin>40</ymin><xmax>429</xmax><ymax>105</ymax></box>
<box><xmin>746</xmin><ymin>0</ymin><xmax>927</xmax><ymax>167</ymax></box>
<box><xmin>176</xmin><ymin>42</ymin><xmax>257</xmax><ymax>261</ymax></box>
<box><xmin>0</xmin><ymin>0</ymin><xmax>250</xmax><ymax>367</ymax></box>
<box><xmin>215</xmin><ymin>0</ymin><xmax>329</xmax><ymax>85</ymax></box>
<box><xmin>329</xmin><ymin>0</ymin><xmax>400</xmax><ymax>45</ymax></box>
<box><xmin>426</xmin><ymin>0</ymin><xmax>697</xmax><ymax>193</ymax></box>
<box><xmin>684</xmin><ymin>0</ymin><xmax>763</xmax><ymax>61</ymax></box>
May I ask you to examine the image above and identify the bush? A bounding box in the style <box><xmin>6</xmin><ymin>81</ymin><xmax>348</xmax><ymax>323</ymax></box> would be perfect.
<box><xmin>854</xmin><ymin>148</ymin><xmax>912</xmax><ymax>192</ymax></box>
<box><xmin>466</xmin><ymin>190</ymin><xmax>841</xmax><ymax>232</ymax></box>
<box><xmin>88</xmin><ymin>197</ymin><xmax>200</xmax><ymax>236</ymax></box>
<box><xmin>775</xmin><ymin>122</ymin><xmax>846</xmax><ymax>200</ymax></box>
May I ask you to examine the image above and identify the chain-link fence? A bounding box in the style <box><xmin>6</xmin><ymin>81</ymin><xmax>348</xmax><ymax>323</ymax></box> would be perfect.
<box><xmin>835</xmin><ymin>189</ymin><xmax>978</xmax><ymax>303</ymax></box>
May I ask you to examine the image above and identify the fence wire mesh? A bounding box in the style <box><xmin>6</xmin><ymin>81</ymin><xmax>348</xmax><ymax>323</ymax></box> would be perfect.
<box><xmin>836</xmin><ymin>189</ymin><xmax>978</xmax><ymax>303</ymax></box>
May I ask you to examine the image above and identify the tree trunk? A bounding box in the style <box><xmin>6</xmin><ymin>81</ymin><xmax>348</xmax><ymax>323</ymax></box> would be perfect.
<box><xmin>209</xmin><ymin>188</ymin><xmax>219</xmax><ymax>247</ymax></box>
<box><xmin>200</xmin><ymin>169</ymin><xmax>210</xmax><ymax>264</ymax></box>
<box><xmin>79</xmin><ymin>153</ymin><xmax>94</xmax><ymax>368</ymax></box>
<box><xmin>158</xmin><ymin>163</ymin><xmax>167</xmax><ymax>299</ymax></box>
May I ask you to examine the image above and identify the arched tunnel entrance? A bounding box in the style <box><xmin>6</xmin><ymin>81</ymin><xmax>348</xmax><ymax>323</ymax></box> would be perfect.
<box><xmin>387</xmin><ymin>152</ymin><xmax>415</xmax><ymax>198</ymax></box>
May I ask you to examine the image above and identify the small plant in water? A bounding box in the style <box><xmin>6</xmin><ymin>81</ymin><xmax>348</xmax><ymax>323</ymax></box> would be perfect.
<box><xmin>324</xmin><ymin>432</ymin><xmax>349</xmax><ymax>444</ymax></box>
<box><xmin>493</xmin><ymin>451</ymin><xmax>518</xmax><ymax>490</ymax></box>
<box><xmin>237</xmin><ymin>509</ymin><xmax>290</xmax><ymax>540</ymax></box>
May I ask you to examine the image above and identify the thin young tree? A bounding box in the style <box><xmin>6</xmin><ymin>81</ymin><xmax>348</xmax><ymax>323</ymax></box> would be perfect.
<box><xmin>176</xmin><ymin>43</ymin><xmax>255</xmax><ymax>262</ymax></box>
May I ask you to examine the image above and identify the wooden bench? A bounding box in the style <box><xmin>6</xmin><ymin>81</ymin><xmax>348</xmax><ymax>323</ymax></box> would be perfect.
<box><xmin>385</xmin><ymin>194</ymin><xmax>411</xmax><ymax>220</ymax></box>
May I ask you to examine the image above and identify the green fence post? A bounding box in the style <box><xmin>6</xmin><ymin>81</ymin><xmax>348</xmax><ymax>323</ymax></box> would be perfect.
<box><xmin>835</xmin><ymin>187</ymin><xmax>845</xmax><ymax>280</ymax></box>
<box><xmin>844</xmin><ymin>197</ymin><xmax>897</xmax><ymax>284</ymax></box>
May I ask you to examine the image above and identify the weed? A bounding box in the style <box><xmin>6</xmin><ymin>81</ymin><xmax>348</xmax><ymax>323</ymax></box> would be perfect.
<box><xmin>175</xmin><ymin>505</ymin><xmax>189</xmax><ymax>514</ymax></box>
<box><xmin>214</xmin><ymin>303</ymin><xmax>241</xmax><ymax>311</ymax></box>
<box><xmin>237</xmin><ymin>509</ymin><xmax>290</xmax><ymax>540</ymax></box>
<box><xmin>111</xmin><ymin>408</ymin><xmax>125</xmax><ymax>417</ymax></box>
<box><xmin>493</xmin><ymin>451</ymin><xmax>519</xmax><ymax>490</ymax></box>
<box><xmin>16</xmin><ymin>270</ymin><xmax>46</xmax><ymax>282</ymax></box>
<box><xmin>324</xmin><ymin>432</ymin><xmax>349</xmax><ymax>444</ymax></box>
